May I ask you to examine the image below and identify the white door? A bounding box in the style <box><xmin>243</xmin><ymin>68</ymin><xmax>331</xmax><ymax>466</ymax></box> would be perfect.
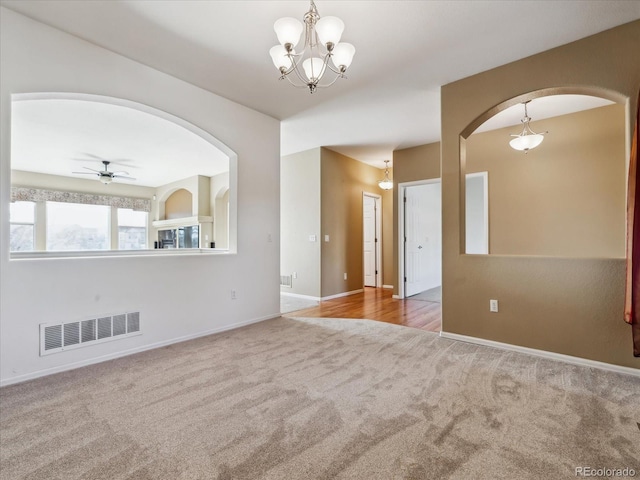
<box><xmin>363</xmin><ymin>194</ymin><xmax>377</xmax><ymax>287</ymax></box>
<box><xmin>405</xmin><ymin>183</ymin><xmax>441</xmax><ymax>297</ymax></box>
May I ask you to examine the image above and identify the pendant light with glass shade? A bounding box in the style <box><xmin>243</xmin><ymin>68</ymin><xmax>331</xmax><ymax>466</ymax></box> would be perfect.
<box><xmin>378</xmin><ymin>160</ymin><xmax>393</xmax><ymax>190</ymax></box>
<box><xmin>509</xmin><ymin>101</ymin><xmax>548</xmax><ymax>153</ymax></box>
<box><xmin>270</xmin><ymin>0</ymin><xmax>355</xmax><ymax>94</ymax></box>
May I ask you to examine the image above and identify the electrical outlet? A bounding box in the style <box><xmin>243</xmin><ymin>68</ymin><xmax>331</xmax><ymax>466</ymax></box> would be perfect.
<box><xmin>293</xmin><ymin>272</ymin><xmax>298</xmax><ymax>279</ymax></box>
<box><xmin>344</xmin><ymin>273</ymin><xmax>347</xmax><ymax>280</ymax></box>
<box><xmin>489</xmin><ymin>299</ymin><xmax>498</xmax><ymax>312</ymax></box>
<box><xmin>309</xmin><ymin>234</ymin><xmax>317</xmax><ymax>242</ymax></box>
<box><xmin>231</xmin><ymin>290</ymin><xmax>237</xmax><ymax>300</ymax></box>
<box><xmin>267</xmin><ymin>233</ymin><xmax>273</xmax><ymax>243</ymax></box>
<box><xmin>325</xmin><ymin>235</ymin><xmax>330</xmax><ymax>242</ymax></box>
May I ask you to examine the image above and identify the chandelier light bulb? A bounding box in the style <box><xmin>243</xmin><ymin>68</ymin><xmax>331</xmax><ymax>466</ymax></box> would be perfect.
<box><xmin>331</xmin><ymin>43</ymin><xmax>356</xmax><ymax>70</ymax></box>
<box><xmin>274</xmin><ymin>17</ymin><xmax>303</xmax><ymax>48</ymax></box>
<box><xmin>303</xmin><ymin>57</ymin><xmax>325</xmax><ymax>82</ymax></box>
<box><xmin>269</xmin><ymin>45</ymin><xmax>293</xmax><ymax>70</ymax></box>
<box><xmin>315</xmin><ymin>16</ymin><xmax>344</xmax><ymax>47</ymax></box>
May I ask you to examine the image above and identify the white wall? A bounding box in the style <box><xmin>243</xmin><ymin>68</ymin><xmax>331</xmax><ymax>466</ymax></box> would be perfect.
<box><xmin>280</xmin><ymin>149</ymin><xmax>321</xmax><ymax>298</ymax></box>
<box><xmin>0</xmin><ymin>8</ymin><xmax>280</xmax><ymax>385</ymax></box>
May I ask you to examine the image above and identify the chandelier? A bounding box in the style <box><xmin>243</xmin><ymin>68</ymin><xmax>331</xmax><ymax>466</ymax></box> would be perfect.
<box><xmin>378</xmin><ymin>160</ymin><xmax>393</xmax><ymax>190</ymax></box>
<box><xmin>269</xmin><ymin>0</ymin><xmax>355</xmax><ymax>94</ymax></box>
<box><xmin>509</xmin><ymin>101</ymin><xmax>547</xmax><ymax>153</ymax></box>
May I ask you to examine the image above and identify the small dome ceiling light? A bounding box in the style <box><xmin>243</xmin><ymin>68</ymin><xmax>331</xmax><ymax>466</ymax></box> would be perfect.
<box><xmin>378</xmin><ymin>160</ymin><xmax>393</xmax><ymax>190</ymax></box>
<box><xmin>509</xmin><ymin>101</ymin><xmax>548</xmax><ymax>153</ymax></box>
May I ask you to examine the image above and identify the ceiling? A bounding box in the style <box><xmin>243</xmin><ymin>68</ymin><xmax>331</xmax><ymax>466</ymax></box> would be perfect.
<box><xmin>2</xmin><ymin>0</ymin><xmax>639</xmax><ymax>168</ymax></box>
<box><xmin>11</xmin><ymin>99</ymin><xmax>229</xmax><ymax>187</ymax></box>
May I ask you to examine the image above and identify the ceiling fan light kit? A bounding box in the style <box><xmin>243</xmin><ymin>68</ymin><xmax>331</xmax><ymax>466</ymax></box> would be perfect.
<box><xmin>270</xmin><ymin>0</ymin><xmax>355</xmax><ymax>93</ymax></box>
<box><xmin>72</xmin><ymin>160</ymin><xmax>136</xmax><ymax>185</ymax></box>
<box><xmin>509</xmin><ymin>101</ymin><xmax>548</xmax><ymax>153</ymax></box>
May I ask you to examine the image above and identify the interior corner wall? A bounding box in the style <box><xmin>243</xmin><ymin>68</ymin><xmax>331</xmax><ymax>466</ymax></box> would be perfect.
<box><xmin>441</xmin><ymin>19</ymin><xmax>640</xmax><ymax>369</ymax></box>
<box><xmin>320</xmin><ymin>148</ymin><xmax>386</xmax><ymax>298</ymax></box>
<box><xmin>280</xmin><ymin>148</ymin><xmax>321</xmax><ymax>298</ymax></box>
<box><xmin>0</xmin><ymin>8</ymin><xmax>281</xmax><ymax>385</ymax></box>
<box><xmin>467</xmin><ymin>104</ymin><xmax>626</xmax><ymax>258</ymax></box>
<box><xmin>381</xmin><ymin>184</ymin><xmax>393</xmax><ymax>287</ymax></box>
<box><xmin>392</xmin><ymin>143</ymin><xmax>441</xmax><ymax>297</ymax></box>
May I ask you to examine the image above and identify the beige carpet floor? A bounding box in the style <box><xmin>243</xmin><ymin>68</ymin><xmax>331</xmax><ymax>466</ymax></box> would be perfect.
<box><xmin>1</xmin><ymin>317</ymin><xmax>638</xmax><ymax>480</ymax></box>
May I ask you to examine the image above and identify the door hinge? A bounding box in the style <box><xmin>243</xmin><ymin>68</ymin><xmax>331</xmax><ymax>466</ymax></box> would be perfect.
<box><xmin>375</xmin><ymin>270</ymin><xmax>378</xmax><ymax>274</ymax></box>
<box><xmin>375</xmin><ymin>238</ymin><xmax>378</xmax><ymax>243</ymax></box>
<box><xmin>404</xmin><ymin>277</ymin><xmax>407</xmax><ymax>282</ymax></box>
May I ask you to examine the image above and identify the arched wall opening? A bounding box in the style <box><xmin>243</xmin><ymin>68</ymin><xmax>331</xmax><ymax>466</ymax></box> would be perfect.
<box><xmin>459</xmin><ymin>89</ymin><xmax>628</xmax><ymax>258</ymax></box>
<box><xmin>9</xmin><ymin>92</ymin><xmax>238</xmax><ymax>254</ymax></box>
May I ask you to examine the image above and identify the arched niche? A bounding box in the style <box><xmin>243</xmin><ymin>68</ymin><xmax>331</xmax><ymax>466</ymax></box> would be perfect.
<box><xmin>459</xmin><ymin>88</ymin><xmax>627</xmax><ymax>258</ymax></box>
<box><xmin>164</xmin><ymin>189</ymin><xmax>193</xmax><ymax>220</ymax></box>
<box><xmin>9</xmin><ymin>92</ymin><xmax>238</xmax><ymax>254</ymax></box>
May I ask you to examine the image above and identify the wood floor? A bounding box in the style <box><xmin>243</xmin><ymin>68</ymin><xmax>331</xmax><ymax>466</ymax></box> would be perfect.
<box><xmin>283</xmin><ymin>287</ymin><xmax>441</xmax><ymax>332</ymax></box>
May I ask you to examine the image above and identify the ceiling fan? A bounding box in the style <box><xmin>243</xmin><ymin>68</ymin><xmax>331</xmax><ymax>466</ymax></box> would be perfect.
<box><xmin>72</xmin><ymin>160</ymin><xmax>136</xmax><ymax>185</ymax></box>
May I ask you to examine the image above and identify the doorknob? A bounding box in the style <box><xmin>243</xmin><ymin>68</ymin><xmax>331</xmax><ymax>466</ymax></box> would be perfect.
<box><xmin>418</xmin><ymin>245</ymin><xmax>423</xmax><ymax>249</ymax></box>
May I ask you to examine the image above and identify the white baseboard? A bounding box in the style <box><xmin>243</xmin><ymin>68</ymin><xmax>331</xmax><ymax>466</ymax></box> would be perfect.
<box><xmin>439</xmin><ymin>331</ymin><xmax>640</xmax><ymax>378</ymax></box>
<box><xmin>382</xmin><ymin>285</ymin><xmax>394</xmax><ymax>289</ymax></box>
<box><xmin>321</xmin><ymin>289</ymin><xmax>363</xmax><ymax>301</ymax></box>
<box><xmin>0</xmin><ymin>313</ymin><xmax>279</xmax><ymax>387</ymax></box>
<box><xmin>280</xmin><ymin>291</ymin><xmax>321</xmax><ymax>301</ymax></box>
<box><xmin>392</xmin><ymin>294</ymin><xmax>402</xmax><ymax>299</ymax></box>
<box><xmin>281</xmin><ymin>289</ymin><xmax>364</xmax><ymax>302</ymax></box>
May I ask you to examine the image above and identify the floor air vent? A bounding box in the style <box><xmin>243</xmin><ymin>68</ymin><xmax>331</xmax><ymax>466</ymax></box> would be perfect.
<box><xmin>40</xmin><ymin>312</ymin><xmax>141</xmax><ymax>356</ymax></box>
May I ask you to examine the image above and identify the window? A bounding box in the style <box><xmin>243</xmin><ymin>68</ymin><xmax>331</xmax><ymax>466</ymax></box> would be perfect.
<box><xmin>10</xmin><ymin>201</ymin><xmax>35</xmax><ymax>251</ymax></box>
<box><xmin>118</xmin><ymin>208</ymin><xmax>147</xmax><ymax>250</ymax></box>
<box><xmin>46</xmin><ymin>202</ymin><xmax>110</xmax><ymax>251</ymax></box>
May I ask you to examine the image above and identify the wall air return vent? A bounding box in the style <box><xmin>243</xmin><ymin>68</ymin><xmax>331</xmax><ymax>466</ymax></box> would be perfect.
<box><xmin>40</xmin><ymin>312</ymin><xmax>141</xmax><ymax>356</ymax></box>
<box><xmin>280</xmin><ymin>275</ymin><xmax>293</xmax><ymax>288</ymax></box>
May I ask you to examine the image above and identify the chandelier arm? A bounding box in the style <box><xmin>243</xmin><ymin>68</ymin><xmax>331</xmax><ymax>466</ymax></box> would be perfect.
<box><xmin>323</xmin><ymin>62</ymin><xmax>344</xmax><ymax>76</ymax></box>
<box><xmin>282</xmin><ymin>73</ymin><xmax>311</xmax><ymax>89</ymax></box>
<box><xmin>311</xmin><ymin>72</ymin><xmax>342</xmax><ymax>89</ymax></box>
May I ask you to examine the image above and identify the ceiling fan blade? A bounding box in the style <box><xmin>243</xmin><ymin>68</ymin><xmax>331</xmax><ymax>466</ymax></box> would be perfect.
<box><xmin>82</xmin><ymin>166</ymin><xmax>101</xmax><ymax>173</ymax></box>
<box><xmin>110</xmin><ymin>170</ymin><xmax>130</xmax><ymax>176</ymax></box>
<box><xmin>72</xmin><ymin>171</ymin><xmax>98</xmax><ymax>175</ymax></box>
<box><xmin>112</xmin><ymin>175</ymin><xmax>136</xmax><ymax>181</ymax></box>
<box><xmin>81</xmin><ymin>153</ymin><xmax>104</xmax><ymax>160</ymax></box>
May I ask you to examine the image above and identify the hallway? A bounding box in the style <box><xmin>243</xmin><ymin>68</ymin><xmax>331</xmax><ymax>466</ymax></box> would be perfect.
<box><xmin>283</xmin><ymin>287</ymin><xmax>441</xmax><ymax>332</ymax></box>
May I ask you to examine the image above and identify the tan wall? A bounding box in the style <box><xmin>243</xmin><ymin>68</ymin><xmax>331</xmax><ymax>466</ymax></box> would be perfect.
<box><xmin>281</xmin><ymin>148</ymin><xmax>321</xmax><ymax>297</ymax></box>
<box><xmin>392</xmin><ymin>143</ymin><xmax>441</xmax><ymax>296</ymax></box>
<box><xmin>467</xmin><ymin>104</ymin><xmax>626</xmax><ymax>257</ymax></box>
<box><xmin>320</xmin><ymin>148</ymin><xmax>390</xmax><ymax>297</ymax></box>
<box><xmin>165</xmin><ymin>188</ymin><xmax>193</xmax><ymax>219</ymax></box>
<box><xmin>441</xmin><ymin>20</ymin><xmax>640</xmax><ymax>368</ymax></box>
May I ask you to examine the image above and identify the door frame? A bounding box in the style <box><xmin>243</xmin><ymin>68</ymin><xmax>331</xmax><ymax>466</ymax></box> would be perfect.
<box><xmin>362</xmin><ymin>192</ymin><xmax>382</xmax><ymax>288</ymax></box>
<box><xmin>397</xmin><ymin>179</ymin><xmax>441</xmax><ymax>299</ymax></box>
